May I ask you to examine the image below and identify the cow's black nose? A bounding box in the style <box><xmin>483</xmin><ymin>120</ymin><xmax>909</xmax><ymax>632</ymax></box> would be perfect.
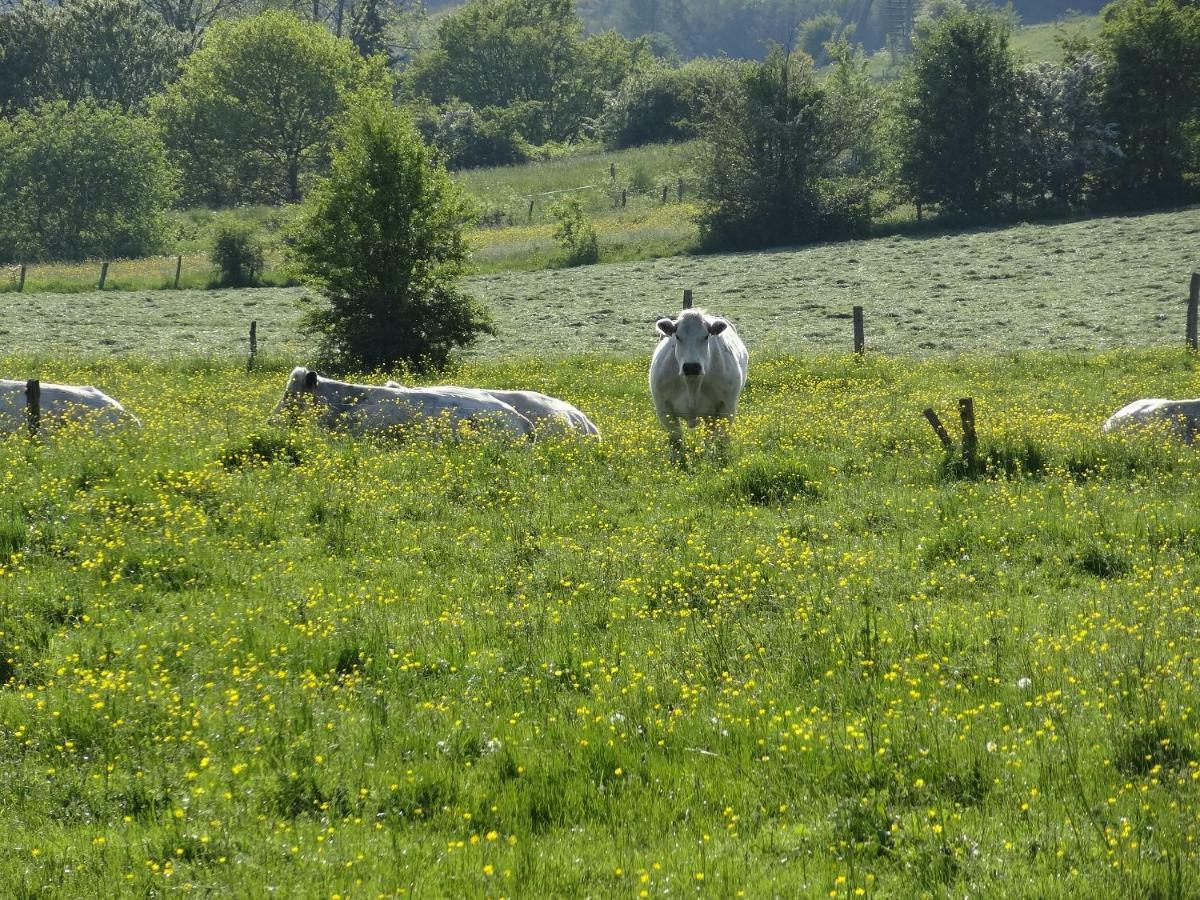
<box><xmin>682</xmin><ymin>362</ymin><xmax>702</xmax><ymax>377</ymax></box>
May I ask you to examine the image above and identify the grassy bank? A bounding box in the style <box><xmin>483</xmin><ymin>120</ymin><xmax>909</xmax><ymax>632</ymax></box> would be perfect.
<box><xmin>1</xmin><ymin>348</ymin><xmax>1199</xmax><ymax>896</ymax></box>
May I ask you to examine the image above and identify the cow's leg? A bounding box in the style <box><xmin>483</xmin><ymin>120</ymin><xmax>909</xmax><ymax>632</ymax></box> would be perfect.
<box><xmin>658</xmin><ymin>411</ymin><xmax>685</xmax><ymax>466</ymax></box>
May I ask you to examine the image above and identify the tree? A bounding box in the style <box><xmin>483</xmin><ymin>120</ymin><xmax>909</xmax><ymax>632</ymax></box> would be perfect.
<box><xmin>142</xmin><ymin>0</ymin><xmax>253</xmax><ymax>50</ymax></box>
<box><xmin>290</xmin><ymin>93</ymin><xmax>492</xmax><ymax>372</ymax></box>
<box><xmin>0</xmin><ymin>0</ymin><xmax>187</xmax><ymax>116</ymax></box>
<box><xmin>1100</xmin><ymin>0</ymin><xmax>1200</xmax><ymax>200</ymax></box>
<box><xmin>153</xmin><ymin>11</ymin><xmax>390</xmax><ymax>205</ymax></box>
<box><xmin>0</xmin><ymin>101</ymin><xmax>176</xmax><ymax>262</ymax></box>
<box><xmin>696</xmin><ymin>47</ymin><xmax>877</xmax><ymax>250</ymax></box>
<box><xmin>893</xmin><ymin>8</ymin><xmax>1020</xmax><ymax>217</ymax></box>
<box><xmin>407</xmin><ymin>0</ymin><xmax>646</xmax><ymax>143</ymax></box>
<box><xmin>598</xmin><ymin>58</ymin><xmax>730</xmax><ymax>149</ymax></box>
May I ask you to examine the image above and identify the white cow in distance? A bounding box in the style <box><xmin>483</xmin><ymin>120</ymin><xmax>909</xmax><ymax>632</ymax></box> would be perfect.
<box><xmin>1103</xmin><ymin>398</ymin><xmax>1200</xmax><ymax>442</ymax></box>
<box><xmin>272</xmin><ymin>367</ymin><xmax>534</xmax><ymax>440</ymax></box>
<box><xmin>1</xmin><ymin>379</ymin><xmax>138</xmax><ymax>433</ymax></box>
<box><xmin>385</xmin><ymin>381</ymin><xmax>601</xmax><ymax>439</ymax></box>
<box><xmin>649</xmin><ymin>308</ymin><xmax>748</xmax><ymax>462</ymax></box>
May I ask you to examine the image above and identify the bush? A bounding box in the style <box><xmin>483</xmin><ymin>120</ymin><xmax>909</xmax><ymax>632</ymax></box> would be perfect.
<box><xmin>598</xmin><ymin>59</ymin><xmax>731</xmax><ymax>150</ymax></box>
<box><xmin>696</xmin><ymin>46</ymin><xmax>879</xmax><ymax>251</ymax></box>
<box><xmin>551</xmin><ymin>198</ymin><xmax>599</xmax><ymax>267</ymax></box>
<box><xmin>210</xmin><ymin>219</ymin><xmax>266</xmax><ymax>287</ymax></box>
<box><xmin>0</xmin><ymin>100</ymin><xmax>175</xmax><ymax>263</ymax></box>
<box><xmin>417</xmin><ymin>102</ymin><xmax>530</xmax><ymax>170</ymax></box>
<box><xmin>290</xmin><ymin>92</ymin><xmax>492</xmax><ymax>372</ymax></box>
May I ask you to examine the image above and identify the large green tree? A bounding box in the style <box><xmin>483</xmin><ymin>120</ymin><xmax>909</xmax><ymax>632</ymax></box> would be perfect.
<box><xmin>894</xmin><ymin>8</ymin><xmax>1020</xmax><ymax>217</ymax></box>
<box><xmin>1100</xmin><ymin>0</ymin><xmax>1200</xmax><ymax>199</ymax></box>
<box><xmin>153</xmin><ymin>11</ymin><xmax>390</xmax><ymax>205</ymax></box>
<box><xmin>0</xmin><ymin>101</ymin><xmax>176</xmax><ymax>262</ymax></box>
<box><xmin>0</xmin><ymin>0</ymin><xmax>187</xmax><ymax>116</ymax></box>
<box><xmin>291</xmin><ymin>92</ymin><xmax>492</xmax><ymax>371</ymax></box>
<box><xmin>407</xmin><ymin>0</ymin><xmax>646</xmax><ymax>143</ymax></box>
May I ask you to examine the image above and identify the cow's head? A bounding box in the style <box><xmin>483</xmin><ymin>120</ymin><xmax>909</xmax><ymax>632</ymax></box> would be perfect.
<box><xmin>271</xmin><ymin>366</ymin><xmax>320</xmax><ymax>422</ymax></box>
<box><xmin>656</xmin><ymin>310</ymin><xmax>728</xmax><ymax>379</ymax></box>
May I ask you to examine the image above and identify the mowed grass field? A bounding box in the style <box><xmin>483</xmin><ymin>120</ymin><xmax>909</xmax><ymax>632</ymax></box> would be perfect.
<box><xmin>2</xmin><ymin>348</ymin><xmax>1200</xmax><ymax>896</ymax></box>
<box><xmin>3</xmin><ymin>205</ymin><xmax>1198</xmax><ymax>358</ymax></box>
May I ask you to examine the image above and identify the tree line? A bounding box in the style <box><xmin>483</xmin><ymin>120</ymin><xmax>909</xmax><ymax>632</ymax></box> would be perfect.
<box><xmin>0</xmin><ymin>0</ymin><xmax>1197</xmax><ymax>263</ymax></box>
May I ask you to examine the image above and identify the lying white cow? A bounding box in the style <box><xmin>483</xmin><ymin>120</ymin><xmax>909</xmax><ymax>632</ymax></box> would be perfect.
<box><xmin>1103</xmin><ymin>398</ymin><xmax>1200</xmax><ymax>442</ymax></box>
<box><xmin>1</xmin><ymin>379</ymin><xmax>137</xmax><ymax>433</ymax></box>
<box><xmin>385</xmin><ymin>381</ymin><xmax>600</xmax><ymax>439</ymax></box>
<box><xmin>272</xmin><ymin>367</ymin><xmax>534</xmax><ymax>440</ymax></box>
<box><xmin>649</xmin><ymin>308</ymin><xmax>748</xmax><ymax>461</ymax></box>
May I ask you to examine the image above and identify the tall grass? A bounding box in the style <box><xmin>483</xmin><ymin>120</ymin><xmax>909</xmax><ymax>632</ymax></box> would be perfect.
<box><xmin>0</xmin><ymin>348</ymin><xmax>1198</xmax><ymax>896</ymax></box>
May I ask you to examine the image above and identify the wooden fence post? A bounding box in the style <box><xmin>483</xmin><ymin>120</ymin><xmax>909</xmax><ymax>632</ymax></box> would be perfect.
<box><xmin>17</xmin><ymin>264</ymin><xmax>26</xmax><ymax>292</ymax></box>
<box><xmin>26</xmin><ymin>379</ymin><xmax>40</xmax><ymax>437</ymax></box>
<box><xmin>682</xmin><ymin>289</ymin><xmax>693</xmax><ymax>310</ymax></box>
<box><xmin>98</xmin><ymin>261</ymin><xmax>109</xmax><ymax>290</ymax></box>
<box><xmin>247</xmin><ymin>320</ymin><xmax>258</xmax><ymax>371</ymax></box>
<box><xmin>1187</xmin><ymin>271</ymin><xmax>1199</xmax><ymax>351</ymax></box>
<box><xmin>621</xmin><ymin>189</ymin><xmax>627</xmax><ymax>208</ymax></box>
<box><xmin>174</xmin><ymin>255</ymin><xmax>183</xmax><ymax>289</ymax></box>
<box><xmin>922</xmin><ymin>408</ymin><xmax>953</xmax><ymax>450</ymax></box>
<box><xmin>609</xmin><ymin>162</ymin><xmax>616</xmax><ymax>180</ymax></box>
<box><xmin>527</xmin><ymin>199</ymin><xmax>535</xmax><ymax>222</ymax></box>
<box><xmin>661</xmin><ymin>184</ymin><xmax>668</xmax><ymax>204</ymax></box>
<box><xmin>852</xmin><ymin>306</ymin><xmax>865</xmax><ymax>355</ymax></box>
<box><xmin>677</xmin><ymin>178</ymin><xmax>684</xmax><ymax>202</ymax></box>
<box><xmin>958</xmin><ymin>397</ymin><xmax>977</xmax><ymax>460</ymax></box>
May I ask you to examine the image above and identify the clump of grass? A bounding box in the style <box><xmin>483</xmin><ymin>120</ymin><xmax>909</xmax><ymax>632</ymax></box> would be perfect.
<box><xmin>219</xmin><ymin>432</ymin><xmax>304</xmax><ymax>470</ymax></box>
<box><xmin>723</xmin><ymin>454</ymin><xmax>819</xmax><ymax>504</ymax></box>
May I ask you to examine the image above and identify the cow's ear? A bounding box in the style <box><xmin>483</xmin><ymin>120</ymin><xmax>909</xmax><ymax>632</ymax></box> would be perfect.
<box><xmin>707</xmin><ymin>319</ymin><xmax>728</xmax><ymax>336</ymax></box>
<box><xmin>656</xmin><ymin>318</ymin><xmax>676</xmax><ymax>336</ymax></box>
<box><xmin>304</xmin><ymin>370</ymin><xmax>318</xmax><ymax>390</ymax></box>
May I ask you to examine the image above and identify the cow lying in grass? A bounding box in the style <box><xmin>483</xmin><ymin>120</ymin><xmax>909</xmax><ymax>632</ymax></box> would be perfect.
<box><xmin>272</xmin><ymin>367</ymin><xmax>534</xmax><ymax>440</ymax></box>
<box><xmin>649</xmin><ymin>308</ymin><xmax>748</xmax><ymax>462</ymax></box>
<box><xmin>385</xmin><ymin>381</ymin><xmax>600</xmax><ymax>439</ymax></box>
<box><xmin>0</xmin><ymin>378</ymin><xmax>138</xmax><ymax>433</ymax></box>
<box><xmin>1103</xmin><ymin>398</ymin><xmax>1200</xmax><ymax>442</ymax></box>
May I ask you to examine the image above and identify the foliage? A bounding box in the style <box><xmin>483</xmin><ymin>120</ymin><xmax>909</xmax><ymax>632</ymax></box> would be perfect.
<box><xmin>1099</xmin><ymin>0</ymin><xmax>1200</xmax><ymax>200</ymax></box>
<box><xmin>894</xmin><ymin>8</ymin><xmax>1020</xmax><ymax>217</ymax></box>
<box><xmin>1011</xmin><ymin>56</ymin><xmax>1120</xmax><ymax>210</ymax></box>
<box><xmin>798</xmin><ymin>12</ymin><xmax>843</xmax><ymax>59</ymax></box>
<box><xmin>416</xmin><ymin>102</ymin><xmax>530</xmax><ymax>170</ymax></box>
<box><xmin>598</xmin><ymin>58</ymin><xmax>732</xmax><ymax>149</ymax></box>
<box><xmin>152</xmin><ymin>11</ymin><xmax>390</xmax><ymax>205</ymax></box>
<box><xmin>696</xmin><ymin>46</ymin><xmax>879</xmax><ymax>250</ymax></box>
<box><xmin>290</xmin><ymin>93</ymin><xmax>492</xmax><ymax>372</ymax></box>
<box><xmin>210</xmin><ymin>217</ymin><xmax>266</xmax><ymax>287</ymax></box>
<box><xmin>0</xmin><ymin>0</ymin><xmax>188</xmax><ymax>116</ymax></box>
<box><xmin>550</xmin><ymin>197</ymin><xmax>600</xmax><ymax>265</ymax></box>
<box><xmin>141</xmin><ymin>0</ymin><xmax>253</xmax><ymax>49</ymax></box>
<box><xmin>407</xmin><ymin>0</ymin><xmax>648</xmax><ymax>144</ymax></box>
<box><xmin>0</xmin><ymin>101</ymin><xmax>175</xmax><ymax>263</ymax></box>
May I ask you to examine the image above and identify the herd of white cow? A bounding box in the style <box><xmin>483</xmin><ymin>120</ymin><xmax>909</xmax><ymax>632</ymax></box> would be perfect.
<box><xmin>2</xmin><ymin>308</ymin><xmax>1199</xmax><ymax>447</ymax></box>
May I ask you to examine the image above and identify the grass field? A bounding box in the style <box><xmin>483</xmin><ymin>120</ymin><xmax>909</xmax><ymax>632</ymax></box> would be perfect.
<box><xmin>4</xmin><ymin>205</ymin><xmax>1198</xmax><ymax>359</ymax></box>
<box><xmin>2</xmin><ymin>346</ymin><xmax>1200</xmax><ymax>896</ymax></box>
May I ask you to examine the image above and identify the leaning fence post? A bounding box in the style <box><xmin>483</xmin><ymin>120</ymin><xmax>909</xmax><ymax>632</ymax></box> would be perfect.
<box><xmin>958</xmin><ymin>397</ymin><xmax>977</xmax><ymax>461</ymax></box>
<box><xmin>1187</xmin><ymin>271</ymin><xmax>1199</xmax><ymax>351</ymax></box>
<box><xmin>682</xmin><ymin>289</ymin><xmax>693</xmax><ymax>310</ymax></box>
<box><xmin>247</xmin><ymin>320</ymin><xmax>258</xmax><ymax>371</ymax></box>
<box><xmin>527</xmin><ymin>199</ymin><xmax>535</xmax><ymax>223</ymax></box>
<box><xmin>852</xmin><ymin>306</ymin><xmax>865</xmax><ymax>355</ymax></box>
<box><xmin>174</xmin><ymin>255</ymin><xmax>183</xmax><ymax>289</ymax></box>
<box><xmin>17</xmin><ymin>264</ymin><xmax>26</xmax><ymax>292</ymax></box>
<box><xmin>98</xmin><ymin>261</ymin><xmax>109</xmax><ymax>290</ymax></box>
<box><xmin>922</xmin><ymin>408</ymin><xmax>954</xmax><ymax>450</ymax></box>
<box><xmin>26</xmin><ymin>379</ymin><xmax>40</xmax><ymax>437</ymax></box>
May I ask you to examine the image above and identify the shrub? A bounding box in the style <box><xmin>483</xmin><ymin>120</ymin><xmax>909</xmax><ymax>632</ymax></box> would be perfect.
<box><xmin>210</xmin><ymin>218</ymin><xmax>265</xmax><ymax>287</ymax></box>
<box><xmin>290</xmin><ymin>92</ymin><xmax>492</xmax><ymax>372</ymax></box>
<box><xmin>598</xmin><ymin>59</ymin><xmax>731</xmax><ymax>150</ymax></box>
<box><xmin>418</xmin><ymin>102</ymin><xmax>530</xmax><ymax>170</ymax></box>
<box><xmin>551</xmin><ymin>198</ymin><xmax>600</xmax><ymax>267</ymax></box>
<box><xmin>0</xmin><ymin>100</ymin><xmax>175</xmax><ymax>263</ymax></box>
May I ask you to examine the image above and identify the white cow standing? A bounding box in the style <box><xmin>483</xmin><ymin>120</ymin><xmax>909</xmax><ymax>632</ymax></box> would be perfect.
<box><xmin>1103</xmin><ymin>398</ymin><xmax>1200</xmax><ymax>442</ymax></box>
<box><xmin>272</xmin><ymin>367</ymin><xmax>534</xmax><ymax>440</ymax></box>
<box><xmin>649</xmin><ymin>308</ymin><xmax>748</xmax><ymax>461</ymax></box>
<box><xmin>385</xmin><ymin>381</ymin><xmax>600</xmax><ymax>439</ymax></box>
<box><xmin>0</xmin><ymin>379</ymin><xmax>138</xmax><ymax>433</ymax></box>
